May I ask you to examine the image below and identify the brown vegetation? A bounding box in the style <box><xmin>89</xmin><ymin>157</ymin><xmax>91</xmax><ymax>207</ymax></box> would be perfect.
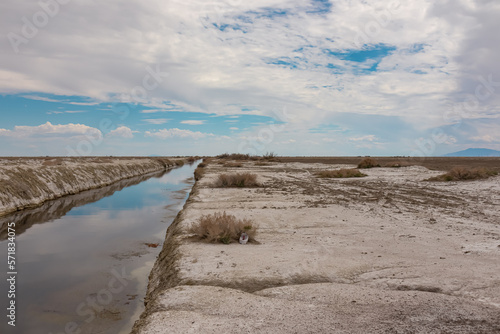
<box><xmin>216</xmin><ymin>153</ymin><xmax>251</xmax><ymax>160</ymax></box>
<box><xmin>189</xmin><ymin>211</ymin><xmax>257</xmax><ymax>244</ymax></box>
<box><xmin>316</xmin><ymin>168</ymin><xmax>367</xmax><ymax>178</ymax></box>
<box><xmin>214</xmin><ymin>173</ymin><xmax>259</xmax><ymax>187</ymax></box>
<box><xmin>194</xmin><ymin>167</ymin><xmax>205</xmax><ymax>181</ymax></box>
<box><xmin>357</xmin><ymin>158</ymin><xmax>380</xmax><ymax>169</ymax></box>
<box><xmin>384</xmin><ymin>161</ymin><xmax>412</xmax><ymax>168</ymax></box>
<box><xmin>427</xmin><ymin>167</ymin><xmax>498</xmax><ymax>182</ymax></box>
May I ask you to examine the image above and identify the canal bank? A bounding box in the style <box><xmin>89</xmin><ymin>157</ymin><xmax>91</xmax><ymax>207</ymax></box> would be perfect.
<box><xmin>0</xmin><ymin>161</ymin><xmax>199</xmax><ymax>334</ymax></box>
<box><xmin>0</xmin><ymin>157</ymin><xmax>187</xmax><ymax>217</ymax></box>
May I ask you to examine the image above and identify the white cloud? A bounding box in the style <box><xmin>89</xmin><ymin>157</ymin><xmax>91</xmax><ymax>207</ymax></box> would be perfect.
<box><xmin>21</xmin><ymin>95</ymin><xmax>61</xmax><ymax>103</ymax></box>
<box><xmin>145</xmin><ymin>128</ymin><xmax>210</xmax><ymax>139</ymax></box>
<box><xmin>0</xmin><ymin>122</ymin><xmax>101</xmax><ymax>138</ymax></box>
<box><xmin>141</xmin><ymin>109</ymin><xmax>167</xmax><ymax>113</ymax></box>
<box><xmin>348</xmin><ymin>135</ymin><xmax>378</xmax><ymax>142</ymax></box>
<box><xmin>143</xmin><ymin>119</ymin><xmax>169</xmax><ymax>125</ymax></box>
<box><xmin>1</xmin><ymin>0</ymin><xmax>499</xmax><ymax>155</ymax></box>
<box><xmin>230</xmin><ymin>127</ymin><xmax>239</xmax><ymax>130</ymax></box>
<box><xmin>180</xmin><ymin>120</ymin><xmax>205</xmax><ymax>125</ymax></box>
<box><xmin>107</xmin><ymin>126</ymin><xmax>135</xmax><ymax>139</ymax></box>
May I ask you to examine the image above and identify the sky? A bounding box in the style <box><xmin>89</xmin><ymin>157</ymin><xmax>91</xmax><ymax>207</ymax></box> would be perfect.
<box><xmin>0</xmin><ymin>0</ymin><xmax>499</xmax><ymax>157</ymax></box>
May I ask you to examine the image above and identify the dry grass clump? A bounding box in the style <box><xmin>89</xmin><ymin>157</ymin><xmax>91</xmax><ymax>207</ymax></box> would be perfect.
<box><xmin>316</xmin><ymin>168</ymin><xmax>367</xmax><ymax>178</ymax></box>
<box><xmin>197</xmin><ymin>162</ymin><xmax>207</xmax><ymax>168</ymax></box>
<box><xmin>217</xmin><ymin>153</ymin><xmax>251</xmax><ymax>160</ymax></box>
<box><xmin>214</xmin><ymin>173</ymin><xmax>259</xmax><ymax>187</ymax></box>
<box><xmin>263</xmin><ymin>152</ymin><xmax>278</xmax><ymax>159</ymax></box>
<box><xmin>224</xmin><ymin>162</ymin><xmax>243</xmax><ymax>168</ymax></box>
<box><xmin>427</xmin><ymin>167</ymin><xmax>498</xmax><ymax>182</ymax></box>
<box><xmin>357</xmin><ymin>157</ymin><xmax>380</xmax><ymax>169</ymax></box>
<box><xmin>254</xmin><ymin>161</ymin><xmax>270</xmax><ymax>166</ymax></box>
<box><xmin>174</xmin><ymin>160</ymin><xmax>185</xmax><ymax>166</ymax></box>
<box><xmin>384</xmin><ymin>161</ymin><xmax>412</xmax><ymax>168</ymax></box>
<box><xmin>189</xmin><ymin>211</ymin><xmax>257</xmax><ymax>244</ymax></box>
<box><xmin>154</xmin><ymin>158</ymin><xmax>174</xmax><ymax>168</ymax></box>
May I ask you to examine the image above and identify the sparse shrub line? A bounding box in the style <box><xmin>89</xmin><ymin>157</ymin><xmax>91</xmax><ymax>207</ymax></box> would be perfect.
<box><xmin>316</xmin><ymin>168</ymin><xmax>367</xmax><ymax>178</ymax></box>
<box><xmin>384</xmin><ymin>161</ymin><xmax>412</xmax><ymax>168</ymax></box>
<box><xmin>189</xmin><ymin>211</ymin><xmax>257</xmax><ymax>244</ymax></box>
<box><xmin>427</xmin><ymin>167</ymin><xmax>498</xmax><ymax>182</ymax></box>
<box><xmin>213</xmin><ymin>173</ymin><xmax>259</xmax><ymax>187</ymax></box>
<box><xmin>357</xmin><ymin>157</ymin><xmax>380</xmax><ymax>169</ymax></box>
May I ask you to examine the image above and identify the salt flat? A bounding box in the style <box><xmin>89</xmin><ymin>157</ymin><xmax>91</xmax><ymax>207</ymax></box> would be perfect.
<box><xmin>133</xmin><ymin>158</ymin><xmax>500</xmax><ymax>333</ymax></box>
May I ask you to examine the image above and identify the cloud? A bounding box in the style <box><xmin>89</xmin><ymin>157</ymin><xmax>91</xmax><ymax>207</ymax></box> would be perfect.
<box><xmin>230</xmin><ymin>127</ymin><xmax>239</xmax><ymax>130</ymax></box>
<box><xmin>1</xmin><ymin>0</ymin><xmax>499</xmax><ymax>155</ymax></box>
<box><xmin>280</xmin><ymin>139</ymin><xmax>296</xmax><ymax>144</ymax></box>
<box><xmin>107</xmin><ymin>126</ymin><xmax>135</xmax><ymax>139</ymax></box>
<box><xmin>21</xmin><ymin>95</ymin><xmax>61</xmax><ymax>103</ymax></box>
<box><xmin>46</xmin><ymin>110</ymin><xmax>88</xmax><ymax>114</ymax></box>
<box><xmin>145</xmin><ymin>128</ymin><xmax>211</xmax><ymax>139</ymax></box>
<box><xmin>0</xmin><ymin>122</ymin><xmax>101</xmax><ymax>138</ymax></box>
<box><xmin>143</xmin><ymin>119</ymin><xmax>169</xmax><ymax>125</ymax></box>
<box><xmin>180</xmin><ymin>120</ymin><xmax>205</xmax><ymax>125</ymax></box>
<box><xmin>348</xmin><ymin>135</ymin><xmax>378</xmax><ymax>142</ymax></box>
<box><xmin>140</xmin><ymin>109</ymin><xmax>167</xmax><ymax>113</ymax></box>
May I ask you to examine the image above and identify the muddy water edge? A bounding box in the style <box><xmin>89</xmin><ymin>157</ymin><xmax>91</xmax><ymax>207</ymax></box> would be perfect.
<box><xmin>0</xmin><ymin>161</ymin><xmax>199</xmax><ymax>334</ymax></box>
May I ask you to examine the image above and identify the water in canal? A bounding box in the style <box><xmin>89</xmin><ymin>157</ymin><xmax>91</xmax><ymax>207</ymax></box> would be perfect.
<box><xmin>0</xmin><ymin>162</ymin><xmax>198</xmax><ymax>334</ymax></box>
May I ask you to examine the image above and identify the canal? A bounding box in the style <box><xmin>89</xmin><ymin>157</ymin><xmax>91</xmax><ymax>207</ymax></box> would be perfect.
<box><xmin>0</xmin><ymin>161</ymin><xmax>198</xmax><ymax>334</ymax></box>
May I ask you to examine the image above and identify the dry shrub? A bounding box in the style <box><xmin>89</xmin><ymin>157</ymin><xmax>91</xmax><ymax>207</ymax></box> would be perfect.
<box><xmin>174</xmin><ymin>160</ymin><xmax>185</xmax><ymax>166</ymax></box>
<box><xmin>427</xmin><ymin>167</ymin><xmax>498</xmax><ymax>182</ymax></box>
<box><xmin>187</xmin><ymin>156</ymin><xmax>197</xmax><ymax>163</ymax></box>
<box><xmin>357</xmin><ymin>157</ymin><xmax>380</xmax><ymax>169</ymax></box>
<box><xmin>214</xmin><ymin>173</ymin><xmax>259</xmax><ymax>187</ymax></box>
<box><xmin>384</xmin><ymin>161</ymin><xmax>412</xmax><ymax>168</ymax></box>
<box><xmin>154</xmin><ymin>158</ymin><xmax>174</xmax><ymax>167</ymax></box>
<box><xmin>224</xmin><ymin>162</ymin><xmax>243</xmax><ymax>168</ymax></box>
<box><xmin>263</xmin><ymin>152</ymin><xmax>277</xmax><ymax>159</ymax></box>
<box><xmin>254</xmin><ymin>161</ymin><xmax>270</xmax><ymax>166</ymax></box>
<box><xmin>194</xmin><ymin>167</ymin><xmax>205</xmax><ymax>181</ymax></box>
<box><xmin>189</xmin><ymin>211</ymin><xmax>257</xmax><ymax>244</ymax></box>
<box><xmin>197</xmin><ymin>162</ymin><xmax>207</xmax><ymax>168</ymax></box>
<box><xmin>316</xmin><ymin>168</ymin><xmax>367</xmax><ymax>178</ymax></box>
<box><xmin>216</xmin><ymin>153</ymin><xmax>251</xmax><ymax>160</ymax></box>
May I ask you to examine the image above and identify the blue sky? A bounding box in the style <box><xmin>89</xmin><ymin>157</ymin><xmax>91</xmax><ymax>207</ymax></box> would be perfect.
<box><xmin>1</xmin><ymin>0</ymin><xmax>499</xmax><ymax>156</ymax></box>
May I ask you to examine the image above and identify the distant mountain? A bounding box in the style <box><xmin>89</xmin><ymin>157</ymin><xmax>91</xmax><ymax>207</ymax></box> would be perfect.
<box><xmin>443</xmin><ymin>148</ymin><xmax>500</xmax><ymax>157</ymax></box>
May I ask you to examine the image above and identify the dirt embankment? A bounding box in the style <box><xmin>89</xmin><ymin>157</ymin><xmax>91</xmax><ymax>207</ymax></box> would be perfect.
<box><xmin>132</xmin><ymin>158</ymin><xmax>500</xmax><ymax>333</ymax></box>
<box><xmin>0</xmin><ymin>157</ymin><xmax>187</xmax><ymax>217</ymax></box>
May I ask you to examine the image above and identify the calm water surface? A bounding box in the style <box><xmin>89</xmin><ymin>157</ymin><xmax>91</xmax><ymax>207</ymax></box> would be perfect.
<box><xmin>0</xmin><ymin>162</ymin><xmax>198</xmax><ymax>334</ymax></box>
